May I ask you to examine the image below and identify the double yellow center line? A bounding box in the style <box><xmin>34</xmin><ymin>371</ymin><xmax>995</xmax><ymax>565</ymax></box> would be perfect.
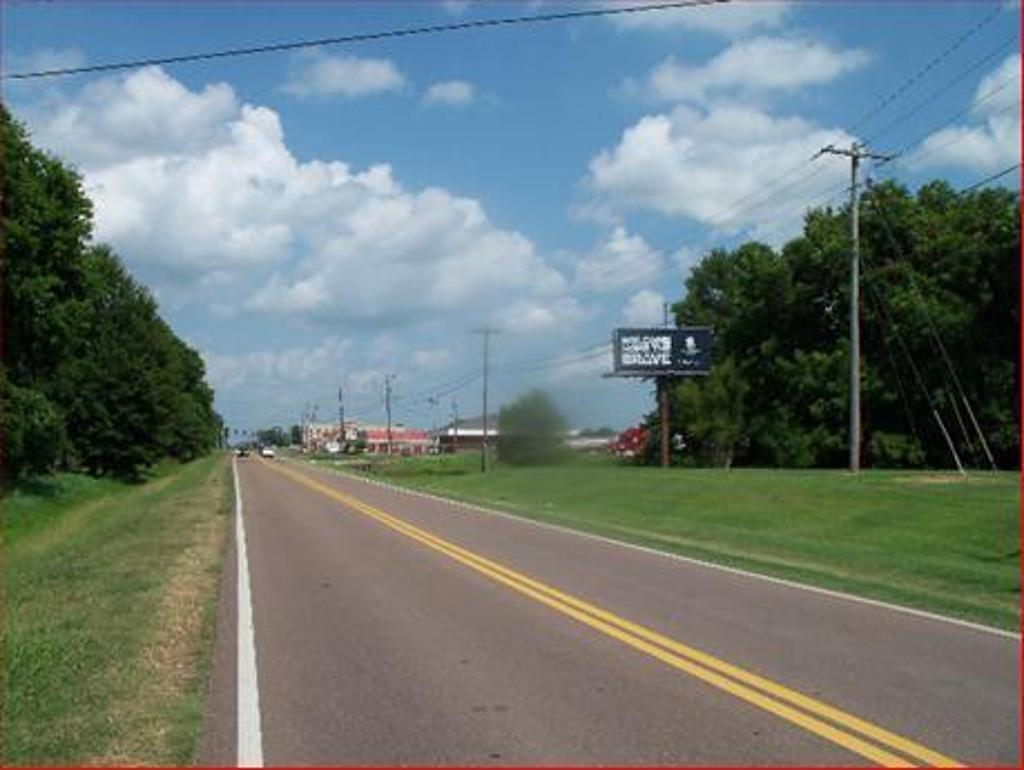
<box><xmin>263</xmin><ymin>460</ymin><xmax>963</xmax><ymax>768</ymax></box>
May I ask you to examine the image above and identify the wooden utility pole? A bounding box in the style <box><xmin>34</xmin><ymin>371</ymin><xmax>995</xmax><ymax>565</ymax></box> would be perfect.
<box><xmin>658</xmin><ymin>379</ymin><xmax>670</xmax><ymax>468</ymax></box>
<box><xmin>384</xmin><ymin>375</ymin><xmax>394</xmax><ymax>456</ymax></box>
<box><xmin>451</xmin><ymin>397</ymin><xmax>459</xmax><ymax>454</ymax></box>
<box><xmin>818</xmin><ymin>142</ymin><xmax>895</xmax><ymax>473</ymax></box>
<box><xmin>473</xmin><ymin>328</ymin><xmax>499</xmax><ymax>472</ymax></box>
<box><xmin>338</xmin><ymin>385</ymin><xmax>345</xmax><ymax>448</ymax></box>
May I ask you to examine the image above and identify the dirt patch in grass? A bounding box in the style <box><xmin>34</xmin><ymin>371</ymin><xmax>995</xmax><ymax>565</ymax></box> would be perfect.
<box><xmin>894</xmin><ymin>474</ymin><xmax>971</xmax><ymax>485</ymax></box>
<box><xmin>91</xmin><ymin>460</ymin><xmax>230</xmax><ymax>766</ymax></box>
<box><xmin>3</xmin><ymin>455</ymin><xmax>232</xmax><ymax>766</ymax></box>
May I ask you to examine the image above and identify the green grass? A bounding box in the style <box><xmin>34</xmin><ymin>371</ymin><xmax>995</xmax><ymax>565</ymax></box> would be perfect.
<box><xmin>2</xmin><ymin>454</ymin><xmax>232</xmax><ymax>765</ymax></box>
<box><xmin>310</xmin><ymin>453</ymin><xmax>1020</xmax><ymax>630</ymax></box>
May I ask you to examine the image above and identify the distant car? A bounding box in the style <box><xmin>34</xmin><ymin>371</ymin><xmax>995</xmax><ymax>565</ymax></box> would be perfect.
<box><xmin>260</xmin><ymin>446</ymin><xmax>276</xmax><ymax>458</ymax></box>
<box><xmin>235</xmin><ymin>447</ymin><xmax>250</xmax><ymax>457</ymax></box>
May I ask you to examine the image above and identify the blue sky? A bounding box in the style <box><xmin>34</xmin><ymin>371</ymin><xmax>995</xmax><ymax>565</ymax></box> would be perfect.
<box><xmin>3</xmin><ymin>0</ymin><xmax>1019</xmax><ymax>435</ymax></box>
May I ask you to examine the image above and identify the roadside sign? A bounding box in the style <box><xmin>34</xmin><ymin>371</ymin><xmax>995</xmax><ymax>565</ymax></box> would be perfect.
<box><xmin>611</xmin><ymin>327</ymin><xmax>713</xmax><ymax>377</ymax></box>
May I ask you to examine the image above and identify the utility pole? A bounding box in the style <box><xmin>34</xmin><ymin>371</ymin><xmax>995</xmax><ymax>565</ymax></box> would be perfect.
<box><xmin>427</xmin><ymin>396</ymin><xmax>438</xmax><ymax>453</ymax></box>
<box><xmin>384</xmin><ymin>375</ymin><xmax>394</xmax><ymax>456</ymax></box>
<box><xmin>338</xmin><ymin>385</ymin><xmax>345</xmax><ymax>449</ymax></box>
<box><xmin>818</xmin><ymin>142</ymin><xmax>896</xmax><ymax>473</ymax></box>
<box><xmin>451</xmin><ymin>397</ymin><xmax>459</xmax><ymax>454</ymax></box>
<box><xmin>472</xmin><ymin>328</ymin><xmax>500</xmax><ymax>472</ymax></box>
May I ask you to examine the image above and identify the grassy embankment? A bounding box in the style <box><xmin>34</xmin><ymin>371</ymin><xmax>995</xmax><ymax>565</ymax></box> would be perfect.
<box><xmin>2</xmin><ymin>453</ymin><xmax>232</xmax><ymax>765</ymax></box>
<box><xmin>310</xmin><ymin>453</ymin><xmax>1019</xmax><ymax>630</ymax></box>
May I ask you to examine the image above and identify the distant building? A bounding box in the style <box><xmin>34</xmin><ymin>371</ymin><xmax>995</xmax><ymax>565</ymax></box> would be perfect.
<box><xmin>303</xmin><ymin>421</ymin><xmax>357</xmax><ymax>452</ymax></box>
<box><xmin>432</xmin><ymin>415</ymin><xmax>500</xmax><ymax>453</ymax></box>
<box><xmin>359</xmin><ymin>425</ymin><xmax>431</xmax><ymax>455</ymax></box>
<box><xmin>566</xmin><ymin>429</ymin><xmax>615</xmax><ymax>453</ymax></box>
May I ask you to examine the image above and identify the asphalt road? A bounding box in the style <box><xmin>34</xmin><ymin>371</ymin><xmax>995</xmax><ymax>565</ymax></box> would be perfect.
<box><xmin>201</xmin><ymin>457</ymin><xmax>1019</xmax><ymax>766</ymax></box>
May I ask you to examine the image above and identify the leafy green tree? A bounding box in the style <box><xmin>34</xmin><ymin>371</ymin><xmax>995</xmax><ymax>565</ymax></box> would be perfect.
<box><xmin>497</xmin><ymin>390</ymin><xmax>568</xmax><ymax>466</ymax></box>
<box><xmin>3</xmin><ymin>106</ymin><xmax>223</xmax><ymax>481</ymax></box>
<box><xmin>662</xmin><ymin>177</ymin><xmax>1018</xmax><ymax>469</ymax></box>
<box><xmin>674</xmin><ymin>357</ymin><xmax>749</xmax><ymax>468</ymax></box>
<box><xmin>0</xmin><ymin>370</ymin><xmax>68</xmax><ymax>479</ymax></box>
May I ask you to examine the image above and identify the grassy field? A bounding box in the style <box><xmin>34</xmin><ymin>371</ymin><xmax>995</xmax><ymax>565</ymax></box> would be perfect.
<box><xmin>2</xmin><ymin>453</ymin><xmax>232</xmax><ymax>765</ymax></box>
<box><xmin>310</xmin><ymin>453</ymin><xmax>1020</xmax><ymax>630</ymax></box>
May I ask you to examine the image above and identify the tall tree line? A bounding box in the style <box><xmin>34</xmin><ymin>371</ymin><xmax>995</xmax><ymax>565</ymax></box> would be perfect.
<box><xmin>652</xmin><ymin>179</ymin><xmax>1018</xmax><ymax>470</ymax></box>
<box><xmin>1</xmin><ymin>106</ymin><xmax>222</xmax><ymax>481</ymax></box>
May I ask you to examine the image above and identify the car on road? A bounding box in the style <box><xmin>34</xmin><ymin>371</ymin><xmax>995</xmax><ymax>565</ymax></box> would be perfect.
<box><xmin>260</xmin><ymin>446</ymin><xmax>276</xmax><ymax>458</ymax></box>
<box><xmin>235</xmin><ymin>447</ymin><xmax>250</xmax><ymax>458</ymax></box>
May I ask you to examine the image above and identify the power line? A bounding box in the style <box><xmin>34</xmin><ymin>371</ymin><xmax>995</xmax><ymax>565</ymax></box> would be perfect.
<box><xmin>959</xmin><ymin>163</ymin><xmax>1021</xmax><ymax>194</ymax></box>
<box><xmin>863</xmin><ymin>32</ymin><xmax>1018</xmax><ymax>147</ymax></box>
<box><xmin>691</xmin><ymin>4</ymin><xmax>1008</xmax><ymax>238</ymax></box>
<box><xmin>846</xmin><ymin>2</ymin><xmax>1005</xmax><ymax>136</ymax></box>
<box><xmin>2</xmin><ymin>0</ymin><xmax>726</xmax><ymax>81</ymax></box>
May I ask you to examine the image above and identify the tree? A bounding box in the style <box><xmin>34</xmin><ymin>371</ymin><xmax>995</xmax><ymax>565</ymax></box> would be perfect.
<box><xmin>497</xmin><ymin>390</ymin><xmax>568</xmax><ymax>466</ymax></box>
<box><xmin>2</xmin><ymin>107</ymin><xmax>222</xmax><ymax>481</ymax></box>
<box><xmin>661</xmin><ymin>178</ymin><xmax>1018</xmax><ymax>469</ymax></box>
<box><xmin>290</xmin><ymin>424</ymin><xmax>303</xmax><ymax>446</ymax></box>
<box><xmin>674</xmin><ymin>357</ymin><xmax>749</xmax><ymax>468</ymax></box>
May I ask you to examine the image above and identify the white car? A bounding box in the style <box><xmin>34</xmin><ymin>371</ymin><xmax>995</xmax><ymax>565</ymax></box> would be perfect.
<box><xmin>260</xmin><ymin>446</ymin><xmax>276</xmax><ymax>458</ymax></box>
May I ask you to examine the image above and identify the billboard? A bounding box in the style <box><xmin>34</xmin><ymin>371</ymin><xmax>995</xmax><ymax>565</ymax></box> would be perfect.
<box><xmin>612</xmin><ymin>327</ymin><xmax>713</xmax><ymax>377</ymax></box>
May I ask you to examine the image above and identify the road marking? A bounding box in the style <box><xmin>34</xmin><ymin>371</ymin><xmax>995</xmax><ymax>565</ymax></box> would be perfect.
<box><xmin>311</xmin><ymin>460</ymin><xmax>1017</xmax><ymax>640</ymax></box>
<box><xmin>234</xmin><ymin>458</ymin><xmax>264</xmax><ymax>767</ymax></box>
<box><xmin>264</xmin><ymin>459</ymin><xmax>963</xmax><ymax>768</ymax></box>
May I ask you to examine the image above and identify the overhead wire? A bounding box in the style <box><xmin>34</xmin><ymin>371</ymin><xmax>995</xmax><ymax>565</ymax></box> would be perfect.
<box><xmin>865</xmin><ymin>178</ymin><xmax>1003</xmax><ymax>468</ymax></box>
<box><xmin>2</xmin><ymin>0</ymin><xmax>726</xmax><ymax>80</ymax></box>
<box><xmin>684</xmin><ymin>1</ymin><xmax>1008</xmax><ymax>239</ymax></box>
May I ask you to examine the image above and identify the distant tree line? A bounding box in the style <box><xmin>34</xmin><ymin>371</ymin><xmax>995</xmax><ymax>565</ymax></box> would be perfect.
<box><xmin>1</xmin><ymin>106</ymin><xmax>222</xmax><ymax>481</ymax></box>
<box><xmin>646</xmin><ymin>179</ymin><xmax>1018</xmax><ymax>469</ymax></box>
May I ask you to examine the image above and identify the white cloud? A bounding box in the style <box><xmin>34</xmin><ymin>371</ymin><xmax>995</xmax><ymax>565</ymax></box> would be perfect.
<box><xmin>604</xmin><ymin>0</ymin><xmax>792</xmax><ymax>36</ymax></box>
<box><xmin>491</xmin><ymin>296</ymin><xmax>589</xmax><ymax>334</ymax></box>
<box><xmin>412</xmin><ymin>349</ymin><xmax>453</xmax><ymax>370</ymax></box>
<box><xmin>283</xmin><ymin>50</ymin><xmax>405</xmax><ymax>98</ymax></box>
<box><xmin>585</xmin><ymin>102</ymin><xmax>854</xmax><ymax>242</ymax></box>
<box><xmin>22</xmin><ymin>66</ymin><xmax>238</xmax><ymax>167</ymax></box>
<box><xmin>573</xmin><ymin>226</ymin><xmax>663</xmax><ymax>292</ymax></box>
<box><xmin>442</xmin><ymin>0</ymin><xmax>473</xmax><ymax>14</ymax></box>
<box><xmin>6</xmin><ymin>47</ymin><xmax>86</xmax><ymax>77</ymax></box>
<box><xmin>203</xmin><ymin>337</ymin><xmax>351</xmax><ymax>391</ymax></box>
<box><xmin>21</xmin><ymin>66</ymin><xmax>577</xmax><ymax>332</ymax></box>
<box><xmin>907</xmin><ymin>54</ymin><xmax>1020</xmax><ymax>173</ymax></box>
<box><xmin>622</xmin><ymin>289</ymin><xmax>666</xmax><ymax>326</ymax></box>
<box><xmin>544</xmin><ymin>344</ymin><xmax>613</xmax><ymax>383</ymax></box>
<box><xmin>423</xmin><ymin>79</ymin><xmax>476</xmax><ymax>106</ymax></box>
<box><xmin>631</xmin><ymin>37</ymin><xmax>870</xmax><ymax>103</ymax></box>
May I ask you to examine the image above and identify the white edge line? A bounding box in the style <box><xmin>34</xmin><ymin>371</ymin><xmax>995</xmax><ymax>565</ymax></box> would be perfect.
<box><xmin>234</xmin><ymin>457</ymin><xmax>264</xmax><ymax>767</ymax></box>
<box><xmin>296</xmin><ymin>457</ymin><xmax>1020</xmax><ymax>641</ymax></box>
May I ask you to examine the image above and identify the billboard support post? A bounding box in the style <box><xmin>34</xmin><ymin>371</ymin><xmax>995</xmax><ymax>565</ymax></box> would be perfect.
<box><xmin>658</xmin><ymin>377</ymin><xmax>670</xmax><ymax>468</ymax></box>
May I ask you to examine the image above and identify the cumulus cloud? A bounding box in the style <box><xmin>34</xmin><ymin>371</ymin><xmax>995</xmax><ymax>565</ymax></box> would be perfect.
<box><xmin>282</xmin><ymin>50</ymin><xmax>405</xmax><ymax>98</ymax></box>
<box><xmin>6</xmin><ymin>47</ymin><xmax>86</xmax><ymax>77</ymax></box>
<box><xmin>585</xmin><ymin>102</ymin><xmax>854</xmax><ymax>242</ymax></box>
<box><xmin>629</xmin><ymin>37</ymin><xmax>870</xmax><ymax>103</ymax></box>
<box><xmin>604</xmin><ymin>0</ymin><xmax>792</xmax><ymax>36</ymax></box>
<box><xmin>20</xmin><ymin>66</ymin><xmax>577</xmax><ymax>332</ymax></box>
<box><xmin>622</xmin><ymin>289</ymin><xmax>666</xmax><ymax>326</ymax></box>
<box><xmin>412</xmin><ymin>349</ymin><xmax>453</xmax><ymax>370</ymax></box>
<box><xmin>423</xmin><ymin>79</ymin><xmax>476</xmax><ymax>106</ymax></box>
<box><xmin>573</xmin><ymin>226</ymin><xmax>663</xmax><ymax>292</ymax></box>
<box><xmin>907</xmin><ymin>54</ymin><xmax>1020</xmax><ymax>173</ymax></box>
<box><xmin>204</xmin><ymin>337</ymin><xmax>351</xmax><ymax>391</ymax></box>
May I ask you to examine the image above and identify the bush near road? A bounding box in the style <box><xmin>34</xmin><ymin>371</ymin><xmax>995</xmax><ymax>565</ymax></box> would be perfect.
<box><xmin>2</xmin><ymin>454</ymin><xmax>231</xmax><ymax>765</ymax></box>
